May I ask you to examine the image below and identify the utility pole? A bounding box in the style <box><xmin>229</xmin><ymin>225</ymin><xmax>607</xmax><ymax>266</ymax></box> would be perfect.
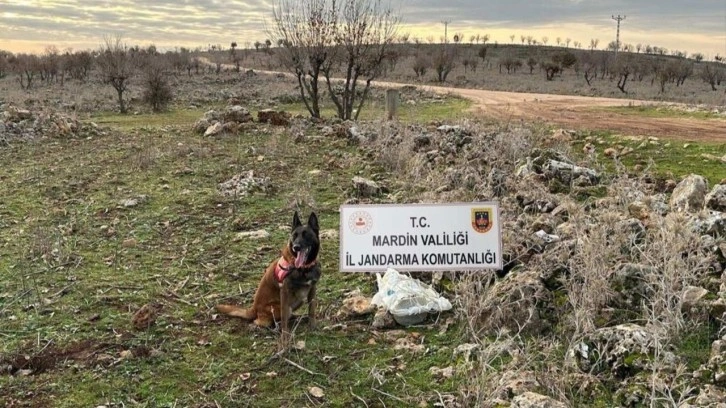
<box><xmin>441</xmin><ymin>20</ymin><xmax>451</xmax><ymax>44</ymax></box>
<box><xmin>612</xmin><ymin>14</ymin><xmax>626</xmax><ymax>57</ymax></box>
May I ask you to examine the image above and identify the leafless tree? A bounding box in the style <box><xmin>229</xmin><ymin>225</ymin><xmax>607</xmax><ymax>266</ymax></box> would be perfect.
<box><xmin>700</xmin><ymin>64</ymin><xmax>724</xmax><ymax>91</ymax></box>
<box><xmin>433</xmin><ymin>47</ymin><xmax>456</xmax><ymax>81</ymax></box>
<box><xmin>97</xmin><ymin>35</ymin><xmax>135</xmax><ymax>113</ymax></box>
<box><xmin>14</xmin><ymin>53</ymin><xmax>39</xmax><ymax>90</ymax></box>
<box><xmin>589</xmin><ymin>38</ymin><xmax>599</xmax><ymax>51</ymax></box>
<box><xmin>272</xmin><ymin>0</ymin><xmax>399</xmax><ymax>120</ymax></box>
<box><xmin>0</xmin><ymin>50</ymin><xmax>11</xmax><ymax>79</ymax></box>
<box><xmin>271</xmin><ymin>0</ymin><xmax>337</xmax><ymax>118</ymax></box>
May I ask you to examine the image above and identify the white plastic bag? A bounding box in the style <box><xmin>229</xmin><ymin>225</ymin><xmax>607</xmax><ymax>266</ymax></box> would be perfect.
<box><xmin>371</xmin><ymin>268</ymin><xmax>453</xmax><ymax>317</ymax></box>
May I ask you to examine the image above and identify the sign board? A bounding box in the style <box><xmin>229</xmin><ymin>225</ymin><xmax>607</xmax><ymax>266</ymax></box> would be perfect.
<box><xmin>339</xmin><ymin>202</ymin><xmax>502</xmax><ymax>272</ymax></box>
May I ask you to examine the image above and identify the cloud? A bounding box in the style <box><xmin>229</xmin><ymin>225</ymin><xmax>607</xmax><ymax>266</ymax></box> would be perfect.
<box><xmin>0</xmin><ymin>0</ymin><xmax>723</xmax><ymax>56</ymax></box>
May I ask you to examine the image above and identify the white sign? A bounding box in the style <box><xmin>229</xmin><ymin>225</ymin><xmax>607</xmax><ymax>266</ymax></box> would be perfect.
<box><xmin>339</xmin><ymin>202</ymin><xmax>502</xmax><ymax>272</ymax></box>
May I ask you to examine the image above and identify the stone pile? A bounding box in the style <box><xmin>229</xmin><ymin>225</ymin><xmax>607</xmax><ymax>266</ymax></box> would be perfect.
<box><xmin>0</xmin><ymin>103</ymin><xmax>101</xmax><ymax>144</ymax></box>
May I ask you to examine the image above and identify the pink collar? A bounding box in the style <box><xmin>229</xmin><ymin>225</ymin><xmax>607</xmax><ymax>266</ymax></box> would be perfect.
<box><xmin>274</xmin><ymin>257</ymin><xmax>317</xmax><ymax>283</ymax></box>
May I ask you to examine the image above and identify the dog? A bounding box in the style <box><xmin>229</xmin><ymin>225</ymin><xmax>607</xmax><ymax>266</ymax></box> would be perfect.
<box><xmin>216</xmin><ymin>211</ymin><xmax>321</xmax><ymax>344</ymax></box>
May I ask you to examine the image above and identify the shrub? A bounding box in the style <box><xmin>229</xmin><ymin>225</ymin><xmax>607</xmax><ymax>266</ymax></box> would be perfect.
<box><xmin>141</xmin><ymin>57</ymin><xmax>173</xmax><ymax>112</ymax></box>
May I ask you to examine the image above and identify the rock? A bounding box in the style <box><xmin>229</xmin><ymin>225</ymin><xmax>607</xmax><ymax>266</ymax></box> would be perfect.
<box><xmin>203</xmin><ymin>122</ymin><xmax>224</xmax><ymax>137</ymax></box>
<box><xmin>120</xmin><ymin>195</ymin><xmax>148</xmax><ymax>208</ymax></box>
<box><xmin>533</xmin><ymin>230</ymin><xmax>561</xmax><ymax>245</ymax></box>
<box><xmin>571</xmin><ymin>324</ymin><xmax>671</xmax><ymax>376</ymax></box>
<box><xmin>604</xmin><ymin>147</ymin><xmax>618</xmax><ymax>158</ymax></box>
<box><xmin>234</xmin><ymin>230</ymin><xmax>270</xmax><ymax>241</ymax></box>
<box><xmin>218</xmin><ymin>170</ymin><xmax>269</xmax><ymax>197</ymax></box>
<box><xmin>628</xmin><ymin>201</ymin><xmax>650</xmax><ymax>221</ymax></box>
<box><xmin>693</xmin><ymin>384</ymin><xmax>726</xmax><ymax>406</ymax></box>
<box><xmin>436</xmin><ymin>125</ymin><xmax>461</xmax><ymax>133</ymax></box>
<box><xmin>319</xmin><ymin>229</ymin><xmax>338</xmax><ymax>240</ymax></box>
<box><xmin>257</xmin><ymin>109</ymin><xmax>291</xmax><ymax>126</ymax></box>
<box><xmin>682</xmin><ymin>286</ymin><xmax>709</xmax><ymax>309</ymax></box>
<box><xmin>694</xmin><ymin>336</ymin><xmax>726</xmax><ymax>385</ymax></box>
<box><xmin>495</xmin><ymin>370</ymin><xmax>540</xmax><ymax>399</ymax></box>
<box><xmin>542</xmin><ymin>160</ymin><xmax>600</xmax><ymax>186</ymax></box>
<box><xmin>429</xmin><ymin>366</ymin><xmax>455</xmax><ymax>380</ymax></box>
<box><xmin>222</xmin><ymin>105</ymin><xmax>252</xmax><ymax>123</ymax></box>
<box><xmin>371</xmin><ymin>308</ymin><xmax>396</xmax><ymax>329</ymax></box>
<box><xmin>478</xmin><ymin>270</ymin><xmax>552</xmax><ymax>335</ymax></box>
<box><xmin>453</xmin><ymin>343</ymin><xmax>479</xmax><ymax>364</ymax></box>
<box><xmin>670</xmin><ymin>174</ymin><xmax>708</xmax><ymax>213</ymax></box>
<box><xmin>192</xmin><ymin>119</ymin><xmax>211</xmax><ymax>134</ymax></box>
<box><xmin>692</xmin><ymin>212</ymin><xmax>726</xmax><ymax>238</ymax></box>
<box><xmin>550</xmin><ymin>128</ymin><xmax>574</xmax><ymax>142</ymax></box>
<box><xmin>352</xmin><ymin>176</ymin><xmax>381</xmax><ymax>197</ymax></box>
<box><xmin>511</xmin><ymin>392</ymin><xmax>567</xmax><ymax>408</ymax></box>
<box><xmin>705</xmin><ymin>184</ymin><xmax>726</xmax><ymax>212</ymax></box>
<box><xmin>337</xmin><ymin>295</ymin><xmax>375</xmax><ymax>318</ymax></box>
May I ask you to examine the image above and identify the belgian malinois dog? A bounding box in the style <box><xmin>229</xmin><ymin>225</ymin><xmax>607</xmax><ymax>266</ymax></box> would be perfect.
<box><xmin>216</xmin><ymin>211</ymin><xmax>321</xmax><ymax>345</ymax></box>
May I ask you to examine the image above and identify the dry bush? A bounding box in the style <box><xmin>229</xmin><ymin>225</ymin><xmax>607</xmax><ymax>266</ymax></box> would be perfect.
<box><xmin>141</xmin><ymin>57</ymin><xmax>173</xmax><ymax>112</ymax></box>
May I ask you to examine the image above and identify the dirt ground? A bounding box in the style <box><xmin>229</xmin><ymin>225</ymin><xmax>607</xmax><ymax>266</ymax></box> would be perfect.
<box><xmin>387</xmin><ymin>82</ymin><xmax>726</xmax><ymax>143</ymax></box>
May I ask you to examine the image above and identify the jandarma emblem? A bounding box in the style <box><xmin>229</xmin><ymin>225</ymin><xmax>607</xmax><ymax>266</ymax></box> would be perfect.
<box><xmin>349</xmin><ymin>211</ymin><xmax>373</xmax><ymax>234</ymax></box>
<box><xmin>471</xmin><ymin>208</ymin><xmax>493</xmax><ymax>233</ymax></box>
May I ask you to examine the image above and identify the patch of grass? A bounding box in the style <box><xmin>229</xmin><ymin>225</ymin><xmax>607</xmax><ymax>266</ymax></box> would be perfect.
<box><xmin>571</xmin><ymin>130</ymin><xmax>726</xmax><ymax>185</ymax></box>
<box><xmin>0</xmin><ymin>104</ymin><xmax>467</xmax><ymax>406</ymax></box>
<box><xmin>89</xmin><ymin>106</ymin><xmax>219</xmax><ymax>130</ymax></box>
<box><xmin>597</xmin><ymin>105</ymin><xmax>726</xmax><ymax>120</ymax></box>
<box><xmin>278</xmin><ymin>96</ymin><xmax>472</xmax><ymax>123</ymax></box>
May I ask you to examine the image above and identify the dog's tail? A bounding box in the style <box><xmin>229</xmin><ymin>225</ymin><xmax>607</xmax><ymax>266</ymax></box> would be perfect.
<box><xmin>215</xmin><ymin>304</ymin><xmax>256</xmax><ymax>320</ymax></box>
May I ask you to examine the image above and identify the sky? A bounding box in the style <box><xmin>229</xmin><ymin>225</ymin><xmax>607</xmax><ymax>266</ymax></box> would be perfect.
<box><xmin>1</xmin><ymin>0</ymin><xmax>725</xmax><ymax>59</ymax></box>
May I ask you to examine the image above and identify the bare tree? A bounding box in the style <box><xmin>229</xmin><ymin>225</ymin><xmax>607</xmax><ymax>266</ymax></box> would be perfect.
<box><xmin>271</xmin><ymin>0</ymin><xmax>337</xmax><ymax>118</ymax></box>
<box><xmin>589</xmin><ymin>38</ymin><xmax>599</xmax><ymax>51</ymax></box>
<box><xmin>272</xmin><ymin>0</ymin><xmax>399</xmax><ymax>120</ymax></box>
<box><xmin>700</xmin><ymin>64</ymin><xmax>724</xmax><ymax>91</ymax></box>
<box><xmin>97</xmin><ymin>35</ymin><xmax>135</xmax><ymax>113</ymax></box>
<box><xmin>434</xmin><ymin>47</ymin><xmax>456</xmax><ymax>81</ymax></box>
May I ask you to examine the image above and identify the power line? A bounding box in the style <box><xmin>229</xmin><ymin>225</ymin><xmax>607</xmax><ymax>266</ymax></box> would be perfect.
<box><xmin>612</xmin><ymin>14</ymin><xmax>626</xmax><ymax>56</ymax></box>
<box><xmin>441</xmin><ymin>20</ymin><xmax>451</xmax><ymax>44</ymax></box>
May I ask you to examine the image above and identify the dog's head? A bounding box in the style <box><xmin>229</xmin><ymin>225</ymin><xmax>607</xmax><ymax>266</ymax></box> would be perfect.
<box><xmin>289</xmin><ymin>211</ymin><xmax>320</xmax><ymax>268</ymax></box>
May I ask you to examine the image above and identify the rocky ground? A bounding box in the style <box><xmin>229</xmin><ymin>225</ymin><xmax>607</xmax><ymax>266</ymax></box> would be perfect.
<box><xmin>1</xmin><ymin>70</ymin><xmax>724</xmax><ymax>407</ymax></box>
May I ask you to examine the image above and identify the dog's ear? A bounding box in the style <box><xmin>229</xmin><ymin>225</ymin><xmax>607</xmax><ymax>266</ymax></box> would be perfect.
<box><xmin>307</xmin><ymin>212</ymin><xmax>319</xmax><ymax>234</ymax></box>
<box><xmin>292</xmin><ymin>211</ymin><xmax>302</xmax><ymax>229</ymax></box>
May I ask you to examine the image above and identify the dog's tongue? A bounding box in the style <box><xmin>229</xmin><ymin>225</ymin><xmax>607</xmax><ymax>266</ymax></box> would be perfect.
<box><xmin>294</xmin><ymin>251</ymin><xmax>307</xmax><ymax>268</ymax></box>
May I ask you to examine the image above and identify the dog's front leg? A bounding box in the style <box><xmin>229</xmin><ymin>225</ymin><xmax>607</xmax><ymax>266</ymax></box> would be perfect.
<box><xmin>280</xmin><ymin>282</ymin><xmax>292</xmax><ymax>348</ymax></box>
<box><xmin>307</xmin><ymin>285</ymin><xmax>317</xmax><ymax>328</ymax></box>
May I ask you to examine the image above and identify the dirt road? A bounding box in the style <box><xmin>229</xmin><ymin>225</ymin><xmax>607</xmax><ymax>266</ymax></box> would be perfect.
<box><xmin>212</xmin><ymin>59</ymin><xmax>726</xmax><ymax>143</ymax></box>
<box><xmin>386</xmin><ymin>82</ymin><xmax>725</xmax><ymax>143</ymax></box>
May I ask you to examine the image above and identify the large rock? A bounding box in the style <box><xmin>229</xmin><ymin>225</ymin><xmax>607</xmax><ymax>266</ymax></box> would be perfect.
<box><xmin>257</xmin><ymin>109</ymin><xmax>291</xmax><ymax>126</ymax></box>
<box><xmin>352</xmin><ymin>176</ymin><xmax>382</xmax><ymax>197</ymax></box>
<box><xmin>706</xmin><ymin>184</ymin><xmax>726</xmax><ymax>212</ymax></box>
<box><xmin>571</xmin><ymin>324</ymin><xmax>673</xmax><ymax>377</ymax></box>
<box><xmin>218</xmin><ymin>170</ymin><xmax>270</xmax><ymax>197</ymax></box>
<box><xmin>222</xmin><ymin>105</ymin><xmax>252</xmax><ymax>123</ymax></box>
<box><xmin>478</xmin><ymin>270</ymin><xmax>552</xmax><ymax>335</ymax></box>
<box><xmin>203</xmin><ymin>122</ymin><xmax>224</xmax><ymax>137</ymax></box>
<box><xmin>670</xmin><ymin>174</ymin><xmax>708</xmax><ymax>213</ymax></box>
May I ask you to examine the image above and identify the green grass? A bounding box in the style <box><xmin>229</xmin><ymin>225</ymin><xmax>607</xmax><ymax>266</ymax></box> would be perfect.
<box><xmin>597</xmin><ymin>105</ymin><xmax>726</xmax><ymax>120</ymax></box>
<box><xmin>0</xmin><ymin>99</ymin><xmax>469</xmax><ymax>407</ymax></box>
<box><xmin>279</xmin><ymin>96</ymin><xmax>473</xmax><ymax>123</ymax></box>
<box><xmin>571</xmin><ymin>130</ymin><xmax>726</xmax><ymax>186</ymax></box>
<box><xmin>88</xmin><ymin>106</ymin><xmax>219</xmax><ymax>130</ymax></box>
